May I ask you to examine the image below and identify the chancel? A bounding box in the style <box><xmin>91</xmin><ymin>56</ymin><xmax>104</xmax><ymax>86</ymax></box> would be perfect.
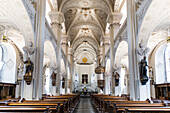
<box><xmin>0</xmin><ymin>0</ymin><xmax>169</xmax><ymax>113</ymax></box>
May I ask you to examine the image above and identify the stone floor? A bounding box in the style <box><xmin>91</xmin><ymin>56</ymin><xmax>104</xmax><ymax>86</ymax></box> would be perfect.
<box><xmin>73</xmin><ymin>97</ymin><xmax>98</xmax><ymax>113</ymax></box>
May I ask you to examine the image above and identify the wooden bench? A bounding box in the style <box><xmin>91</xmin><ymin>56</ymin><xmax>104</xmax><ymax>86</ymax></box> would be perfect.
<box><xmin>0</xmin><ymin>107</ymin><xmax>49</xmax><ymax>113</ymax></box>
<box><xmin>109</xmin><ymin>103</ymin><xmax>166</xmax><ymax>113</ymax></box>
<box><xmin>7</xmin><ymin>102</ymin><xmax>64</xmax><ymax>113</ymax></box>
<box><xmin>125</xmin><ymin>107</ymin><xmax>170</xmax><ymax>112</ymax></box>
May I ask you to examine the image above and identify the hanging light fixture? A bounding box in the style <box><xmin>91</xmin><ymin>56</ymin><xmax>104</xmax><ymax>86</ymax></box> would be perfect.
<box><xmin>95</xmin><ymin>58</ymin><xmax>105</xmax><ymax>74</ymax></box>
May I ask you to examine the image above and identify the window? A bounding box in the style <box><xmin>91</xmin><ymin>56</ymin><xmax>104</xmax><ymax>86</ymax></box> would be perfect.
<box><xmin>165</xmin><ymin>45</ymin><xmax>170</xmax><ymax>82</ymax></box>
<box><xmin>0</xmin><ymin>45</ymin><xmax>4</xmax><ymax>70</ymax></box>
<box><xmin>82</xmin><ymin>74</ymin><xmax>88</xmax><ymax>84</ymax></box>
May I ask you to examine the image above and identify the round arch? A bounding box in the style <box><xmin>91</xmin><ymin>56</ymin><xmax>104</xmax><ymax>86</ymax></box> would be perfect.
<box><xmin>114</xmin><ymin>41</ymin><xmax>128</xmax><ymax>68</ymax></box>
<box><xmin>0</xmin><ymin>0</ymin><xmax>34</xmax><ymax>46</ymax></box>
<box><xmin>138</xmin><ymin>0</ymin><xmax>170</xmax><ymax>48</ymax></box>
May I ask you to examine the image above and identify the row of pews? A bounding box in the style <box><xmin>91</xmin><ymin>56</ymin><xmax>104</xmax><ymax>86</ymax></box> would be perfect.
<box><xmin>90</xmin><ymin>94</ymin><xmax>170</xmax><ymax>113</ymax></box>
<box><xmin>0</xmin><ymin>94</ymin><xmax>80</xmax><ymax>113</ymax></box>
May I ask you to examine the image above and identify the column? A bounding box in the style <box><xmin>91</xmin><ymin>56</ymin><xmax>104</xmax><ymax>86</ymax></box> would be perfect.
<box><xmin>49</xmin><ymin>11</ymin><xmax>65</xmax><ymax>95</ymax></box>
<box><xmin>107</xmin><ymin>12</ymin><xmax>122</xmax><ymax>95</ymax></box>
<box><xmin>61</xmin><ymin>37</ymin><xmax>69</xmax><ymax>94</ymax></box>
<box><xmin>127</xmin><ymin>0</ymin><xmax>140</xmax><ymax>100</ymax></box>
<box><xmin>33</xmin><ymin>0</ymin><xmax>46</xmax><ymax>100</ymax></box>
<box><xmin>97</xmin><ymin>48</ymin><xmax>104</xmax><ymax>94</ymax></box>
<box><xmin>103</xmin><ymin>42</ymin><xmax>106</xmax><ymax>94</ymax></box>
<box><xmin>103</xmin><ymin>38</ymin><xmax>110</xmax><ymax>94</ymax></box>
<box><xmin>68</xmin><ymin>47</ymin><xmax>73</xmax><ymax>93</ymax></box>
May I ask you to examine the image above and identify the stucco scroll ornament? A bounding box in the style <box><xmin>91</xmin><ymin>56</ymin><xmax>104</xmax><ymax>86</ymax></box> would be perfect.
<box><xmin>136</xmin><ymin>42</ymin><xmax>150</xmax><ymax>56</ymax></box>
<box><xmin>23</xmin><ymin>42</ymin><xmax>36</xmax><ymax>55</ymax></box>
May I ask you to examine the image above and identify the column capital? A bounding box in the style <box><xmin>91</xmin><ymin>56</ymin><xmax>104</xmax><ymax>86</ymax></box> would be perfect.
<box><xmin>107</xmin><ymin>12</ymin><xmax>122</xmax><ymax>25</ymax></box>
<box><xmin>49</xmin><ymin>11</ymin><xmax>65</xmax><ymax>24</ymax></box>
<box><xmin>61</xmin><ymin>35</ymin><xmax>69</xmax><ymax>46</ymax></box>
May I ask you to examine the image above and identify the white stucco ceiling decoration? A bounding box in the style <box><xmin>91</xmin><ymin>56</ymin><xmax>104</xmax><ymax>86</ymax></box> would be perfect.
<box><xmin>57</xmin><ymin>0</ymin><xmax>115</xmax><ymax>63</ymax></box>
<box><xmin>138</xmin><ymin>0</ymin><xmax>170</xmax><ymax>48</ymax></box>
<box><xmin>0</xmin><ymin>0</ymin><xmax>34</xmax><ymax>46</ymax></box>
<box><xmin>72</xmin><ymin>37</ymin><xmax>99</xmax><ymax>52</ymax></box>
<box><xmin>75</xmin><ymin>43</ymin><xmax>96</xmax><ymax>57</ymax></box>
<box><xmin>60</xmin><ymin>0</ymin><xmax>111</xmax><ymax>14</ymax></box>
<box><xmin>147</xmin><ymin>31</ymin><xmax>167</xmax><ymax>57</ymax></box>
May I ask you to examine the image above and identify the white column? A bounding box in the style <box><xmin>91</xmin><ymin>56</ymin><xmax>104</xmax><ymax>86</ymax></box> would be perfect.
<box><xmin>20</xmin><ymin>52</ymin><xmax>29</xmax><ymax>100</ymax></box>
<box><xmin>69</xmin><ymin>54</ymin><xmax>73</xmax><ymax>93</ymax></box>
<box><xmin>107</xmin><ymin>12</ymin><xmax>122</xmax><ymax>96</ymax></box>
<box><xmin>103</xmin><ymin>43</ymin><xmax>106</xmax><ymax>94</ymax></box>
<box><xmin>103</xmin><ymin>40</ymin><xmax>110</xmax><ymax>94</ymax></box>
<box><xmin>61</xmin><ymin>38</ymin><xmax>69</xmax><ymax>94</ymax></box>
<box><xmin>65</xmin><ymin>44</ymin><xmax>68</xmax><ymax>94</ymax></box>
<box><xmin>33</xmin><ymin>0</ymin><xmax>46</xmax><ymax>100</ymax></box>
<box><xmin>127</xmin><ymin>0</ymin><xmax>140</xmax><ymax>100</ymax></box>
<box><xmin>49</xmin><ymin>11</ymin><xmax>64</xmax><ymax>95</ymax></box>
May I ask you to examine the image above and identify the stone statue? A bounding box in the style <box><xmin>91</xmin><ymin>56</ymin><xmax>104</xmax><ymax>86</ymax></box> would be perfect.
<box><xmin>23</xmin><ymin>57</ymin><xmax>34</xmax><ymax>85</ymax></box>
<box><xmin>115</xmin><ymin>72</ymin><xmax>120</xmax><ymax>86</ymax></box>
<box><xmin>23</xmin><ymin>42</ymin><xmax>35</xmax><ymax>55</ymax></box>
<box><xmin>24</xmin><ymin>57</ymin><xmax>34</xmax><ymax>76</ymax></box>
<box><xmin>140</xmin><ymin>56</ymin><xmax>149</xmax><ymax>85</ymax></box>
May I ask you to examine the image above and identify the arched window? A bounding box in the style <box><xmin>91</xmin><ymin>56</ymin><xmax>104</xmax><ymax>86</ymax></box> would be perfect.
<box><xmin>165</xmin><ymin>45</ymin><xmax>170</xmax><ymax>82</ymax></box>
<box><xmin>0</xmin><ymin>45</ymin><xmax>4</xmax><ymax>70</ymax></box>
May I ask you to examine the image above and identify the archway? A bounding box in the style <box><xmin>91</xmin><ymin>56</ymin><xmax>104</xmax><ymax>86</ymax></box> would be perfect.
<box><xmin>114</xmin><ymin>41</ymin><xmax>129</xmax><ymax>96</ymax></box>
<box><xmin>43</xmin><ymin>41</ymin><xmax>57</xmax><ymax>95</ymax></box>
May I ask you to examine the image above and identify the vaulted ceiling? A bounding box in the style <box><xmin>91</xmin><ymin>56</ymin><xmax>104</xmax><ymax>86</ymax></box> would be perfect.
<box><xmin>57</xmin><ymin>0</ymin><xmax>115</xmax><ymax>64</ymax></box>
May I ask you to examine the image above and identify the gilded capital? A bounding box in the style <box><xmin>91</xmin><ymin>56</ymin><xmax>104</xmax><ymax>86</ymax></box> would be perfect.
<box><xmin>107</xmin><ymin>12</ymin><xmax>122</xmax><ymax>25</ymax></box>
<box><xmin>48</xmin><ymin>11</ymin><xmax>65</xmax><ymax>24</ymax></box>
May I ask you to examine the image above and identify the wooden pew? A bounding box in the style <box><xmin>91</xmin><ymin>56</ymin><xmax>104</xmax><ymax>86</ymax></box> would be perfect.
<box><xmin>125</xmin><ymin>107</ymin><xmax>170</xmax><ymax>113</ymax></box>
<box><xmin>109</xmin><ymin>103</ymin><xmax>166</xmax><ymax>113</ymax></box>
<box><xmin>44</xmin><ymin>94</ymin><xmax>80</xmax><ymax>112</ymax></box>
<box><xmin>0</xmin><ymin>107</ymin><xmax>49</xmax><ymax>113</ymax></box>
<box><xmin>90</xmin><ymin>94</ymin><xmax>128</xmax><ymax>112</ymax></box>
<box><xmin>0</xmin><ymin>94</ymin><xmax>80</xmax><ymax>113</ymax></box>
<box><xmin>104</xmin><ymin>100</ymin><xmax>150</xmax><ymax>112</ymax></box>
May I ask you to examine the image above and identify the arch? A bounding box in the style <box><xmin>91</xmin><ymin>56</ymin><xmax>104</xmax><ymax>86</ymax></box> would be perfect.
<box><xmin>44</xmin><ymin>41</ymin><xmax>57</xmax><ymax>66</ymax></box>
<box><xmin>71</xmin><ymin>37</ymin><xmax>99</xmax><ymax>52</ymax></box>
<box><xmin>0</xmin><ymin>0</ymin><xmax>34</xmax><ymax>46</ymax></box>
<box><xmin>60</xmin><ymin>0</ymin><xmax>111</xmax><ymax>15</ymax></box>
<box><xmin>0</xmin><ymin>43</ymin><xmax>19</xmax><ymax>84</ymax></box>
<box><xmin>165</xmin><ymin>45</ymin><xmax>170</xmax><ymax>82</ymax></box>
<box><xmin>114</xmin><ymin>41</ymin><xmax>128</xmax><ymax>68</ymax></box>
<box><xmin>138</xmin><ymin>0</ymin><xmax>170</xmax><ymax>48</ymax></box>
<box><xmin>154</xmin><ymin>44</ymin><xmax>167</xmax><ymax>84</ymax></box>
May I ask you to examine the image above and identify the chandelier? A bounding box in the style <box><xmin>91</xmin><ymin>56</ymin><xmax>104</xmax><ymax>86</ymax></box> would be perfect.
<box><xmin>95</xmin><ymin>58</ymin><xmax>105</xmax><ymax>74</ymax></box>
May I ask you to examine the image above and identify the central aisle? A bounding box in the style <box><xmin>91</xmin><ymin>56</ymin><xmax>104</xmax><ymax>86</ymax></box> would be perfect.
<box><xmin>73</xmin><ymin>97</ymin><xmax>97</xmax><ymax>113</ymax></box>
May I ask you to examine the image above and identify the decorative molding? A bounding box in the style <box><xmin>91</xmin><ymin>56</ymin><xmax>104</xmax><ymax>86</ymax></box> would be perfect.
<box><xmin>23</xmin><ymin>42</ymin><xmax>36</xmax><ymax>55</ymax></box>
<box><xmin>22</xmin><ymin>0</ymin><xmax>35</xmax><ymax>25</ymax></box>
<box><xmin>107</xmin><ymin>12</ymin><xmax>122</xmax><ymax>25</ymax></box>
<box><xmin>137</xmin><ymin>0</ymin><xmax>152</xmax><ymax>29</ymax></box>
<box><xmin>49</xmin><ymin>11</ymin><xmax>65</xmax><ymax>24</ymax></box>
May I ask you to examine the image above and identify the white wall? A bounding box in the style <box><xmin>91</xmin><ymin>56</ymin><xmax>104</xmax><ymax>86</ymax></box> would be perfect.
<box><xmin>74</xmin><ymin>63</ymin><xmax>97</xmax><ymax>90</ymax></box>
<box><xmin>0</xmin><ymin>43</ymin><xmax>17</xmax><ymax>84</ymax></box>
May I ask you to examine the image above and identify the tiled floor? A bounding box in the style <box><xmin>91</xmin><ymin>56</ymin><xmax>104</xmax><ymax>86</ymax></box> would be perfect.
<box><xmin>73</xmin><ymin>97</ymin><xmax>98</xmax><ymax>113</ymax></box>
